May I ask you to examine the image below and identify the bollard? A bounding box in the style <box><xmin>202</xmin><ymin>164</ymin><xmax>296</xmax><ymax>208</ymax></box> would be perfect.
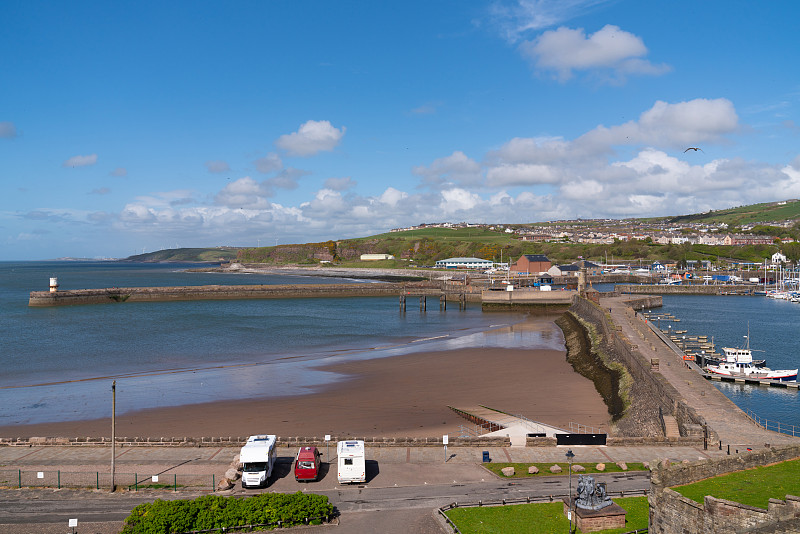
<box><xmin>727</xmin><ymin>444</ymin><xmax>730</xmax><ymax>455</ymax></box>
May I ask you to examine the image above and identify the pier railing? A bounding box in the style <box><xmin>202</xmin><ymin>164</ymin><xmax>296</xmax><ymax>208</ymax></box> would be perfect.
<box><xmin>0</xmin><ymin>468</ymin><xmax>216</xmax><ymax>491</ymax></box>
<box><xmin>744</xmin><ymin>408</ymin><xmax>800</xmax><ymax>437</ymax></box>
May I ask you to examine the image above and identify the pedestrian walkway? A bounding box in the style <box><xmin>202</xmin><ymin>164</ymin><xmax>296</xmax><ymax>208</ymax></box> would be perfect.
<box><xmin>604</xmin><ymin>295</ymin><xmax>799</xmax><ymax>450</ymax></box>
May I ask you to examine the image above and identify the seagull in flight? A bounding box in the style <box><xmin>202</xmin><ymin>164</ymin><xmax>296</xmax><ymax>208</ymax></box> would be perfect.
<box><xmin>684</xmin><ymin>147</ymin><xmax>704</xmax><ymax>153</ymax></box>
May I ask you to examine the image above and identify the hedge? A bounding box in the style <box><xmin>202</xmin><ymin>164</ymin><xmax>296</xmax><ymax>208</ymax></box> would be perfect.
<box><xmin>121</xmin><ymin>492</ymin><xmax>334</xmax><ymax>533</ymax></box>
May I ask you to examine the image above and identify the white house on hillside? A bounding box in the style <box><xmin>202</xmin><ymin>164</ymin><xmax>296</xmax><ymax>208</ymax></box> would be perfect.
<box><xmin>772</xmin><ymin>251</ymin><xmax>787</xmax><ymax>264</ymax></box>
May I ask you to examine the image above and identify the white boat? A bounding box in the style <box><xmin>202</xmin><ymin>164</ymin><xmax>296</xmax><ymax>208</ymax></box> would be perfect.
<box><xmin>705</xmin><ymin>342</ymin><xmax>797</xmax><ymax>382</ymax></box>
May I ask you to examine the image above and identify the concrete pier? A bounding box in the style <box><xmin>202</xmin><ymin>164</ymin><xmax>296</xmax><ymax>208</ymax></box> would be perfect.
<box><xmin>29</xmin><ymin>283</ymin><xmax>412</xmax><ymax>306</ymax></box>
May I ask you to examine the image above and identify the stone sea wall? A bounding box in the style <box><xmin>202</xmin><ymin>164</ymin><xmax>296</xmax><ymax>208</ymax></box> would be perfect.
<box><xmin>648</xmin><ymin>443</ymin><xmax>800</xmax><ymax>534</ymax></box>
<box><xmin>29</xmin><ymin>283</ymin><xmax>422</xmax><ymax>306</ymax></box>
<box><xmin>566</xmin><ymin>296</ymin><xmax>708</xmax><ymax>440</ymax></box>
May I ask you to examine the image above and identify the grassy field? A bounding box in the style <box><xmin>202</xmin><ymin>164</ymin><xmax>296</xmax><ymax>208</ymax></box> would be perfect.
<box><xmin>482</xmin><ymin>462</ymin><xmax>647</xmax><ymax>479</ymax></box>
<box><xmin>445</xmin><ymin>496</ymin><xmax>648</xmax><ymax>534</ymax></box>
<box><xmin>673</xmin><ymin>457</ymin><xmax>800</xmax><ymax>509</ymax></box>
<box><xmin>667</xmin><ymin>200</ymin><xmax>800</xmax><ymax>226</ymax></box>
<box><xmin>368</xmin><ymin>227</ymin><xmax>516</xmax><ymax>244</ymax></box>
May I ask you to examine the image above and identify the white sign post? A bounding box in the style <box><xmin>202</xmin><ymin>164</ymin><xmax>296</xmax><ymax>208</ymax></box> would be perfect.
<box><xmin>69</xmin><ymin>518</ymin><xmax>78</xmax><ymax>533</ymax></box>
<box><xmin>443</xmin><ymin>434</ymin><xmax>449</xmax><ymax>462</ymax></box>
<box><xmin>324</xmin><ymin>434</ymin><xmax>331</xmax><ymax>462</ymax></box>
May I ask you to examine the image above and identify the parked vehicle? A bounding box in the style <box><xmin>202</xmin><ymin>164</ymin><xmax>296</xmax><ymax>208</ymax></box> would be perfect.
<box><xmin>240</xmin><ymin>435</ymin><xmax>277</xmax><ymax>488</ymax></box>
<box><xmin>294</xmin><ymin>446</ymin><xmax>322</xmax><ymax>482</ymax></box>
<box><xmin>337</xmin><ymin>440</ymin><xmax>366</xmax><ymax>484</ymax></box>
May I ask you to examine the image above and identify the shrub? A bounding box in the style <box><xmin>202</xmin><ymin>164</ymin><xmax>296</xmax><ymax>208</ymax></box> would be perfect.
<box><xmin>121</xmin><ymin>492</ymin><xmax>334</xmax><ymax>534</ymax></box>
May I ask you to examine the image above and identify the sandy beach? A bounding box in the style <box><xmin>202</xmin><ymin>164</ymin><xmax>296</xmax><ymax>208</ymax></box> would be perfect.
<box><xmin>0</xmin><ymin>342</ymin><xmax>610</xmax><ymax>439</ymax></box>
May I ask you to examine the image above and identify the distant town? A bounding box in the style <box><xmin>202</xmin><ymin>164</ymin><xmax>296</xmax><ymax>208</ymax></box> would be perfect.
<box><xmin>391</xmin><ymin>217</ymin><xmax>794</xmax><ymax>247</ymax></box>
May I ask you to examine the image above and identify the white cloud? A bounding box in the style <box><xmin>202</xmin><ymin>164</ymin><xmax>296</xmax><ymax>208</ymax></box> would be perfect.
<box><xmin>490</xmin><ymin>0</ymin><xmax>611</xmax><ymax>42</ymax></box>
<box><xmin>486</xmin><ymin>163</ymin><xmax>563</xmax><ymax>186</ymax></box>
<box><xmin>253</xmin><ymin>153</ymin><xmax>282</xmax><ymax>173</ymax></box>
<box><xmin>413</xmin><ymin>151</ymin><xmax>483</xmax><ymax>188</ymax></box>
<box><xmin>439</xmin><ymin>188</ymin><xmax>482</xmax><ymax>214</ymax></box>
<box><xmin>63</xmin><ymin>154</ymin><xmax>98</xmax><ymax>168</ymax></box>
<box><xmin>275</xmin><ymin>120</ymin><xmax>346</xmax><ymax>157</ymax></box>
<box><xmin>0</xmin><ymin>121</ymin><xmax>17</xmax><ymax>138</ymax></box>
<box><xmin>110</xmin><ymin>167</ymin><xmax>128</xmax><ymax>177</ymax></box>
<box><xmin>579</xmin><ymin>98</ymin><xmax>739</xmax><ymax>149</ymax></box>
<box><xmin>324</xmin><ymin>177</ymin><xmax>357</xmax><ymax>191</ymax></box>
<box><xmin>411</xmin><ymin>103</ymin><xmax>440</xmax><ymax>115</ymax></box>
<box><xmin>520</xmin><ymin>24</ymin><xmax>670</xmax><ymax>82</ymax></box>
<box><xmin>379</xmin><ymin>187</ymin><xmax>407</xmax><ymax>207</ymax></box>
<box><xmin>214</xmin><ymin>177</ymin><xmax>273</xmax><ymax>209</ymax></box>
<box><xmin>205</xmin><ymin>160</ymin><xmax>231</xmax><ymax>174</ymax></box>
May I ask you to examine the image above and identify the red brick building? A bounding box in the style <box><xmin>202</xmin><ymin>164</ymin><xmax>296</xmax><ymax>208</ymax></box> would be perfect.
<box><xmin>510</xmin><ymin>254</ymin><xmax>552</xmax><ymax>274</ymax></box>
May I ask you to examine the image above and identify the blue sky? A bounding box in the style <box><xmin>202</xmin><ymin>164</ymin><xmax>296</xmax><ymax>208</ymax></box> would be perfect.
<box><xmin>2</xmin><ymin>0</ymin><xmax>799</xmax><ymax>260</ymax></box>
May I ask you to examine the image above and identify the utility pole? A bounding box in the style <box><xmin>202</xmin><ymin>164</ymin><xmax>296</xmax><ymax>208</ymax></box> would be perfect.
<box><xmin>111</xmin><ymin>381</ymin><xmax>116</xmax><ymax>492</ymax></box>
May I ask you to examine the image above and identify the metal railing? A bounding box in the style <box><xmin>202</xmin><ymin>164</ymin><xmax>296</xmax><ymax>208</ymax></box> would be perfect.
<box><xmin>568</xmin><ymin>422</ymin><xmax>601</xmax><ymax>434</ymax></box>
<box><xmin>0</xmin><ymin>469</ymin><xmax>216</xmax><ymax>491</ymax></box>
<box><xmin>744</xmin><ymin>408</ymin><xmax>800</xmax><ymax>437</ymax></box>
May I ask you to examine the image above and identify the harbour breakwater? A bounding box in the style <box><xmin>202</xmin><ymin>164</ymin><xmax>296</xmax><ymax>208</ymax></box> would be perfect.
<box><xmin>28</xmin><ymin>283</ymin><xmax>444</xmax><ymax>306</ymax></box>
<box><xmin>617</xmin><ymin>284</ymin><xmax>759</xmax><ymax>295</ymax></box>
<box><xmin>560</xmin><ymin>294</ymin><xmax>710</xmax><ymax>441</ymax></box>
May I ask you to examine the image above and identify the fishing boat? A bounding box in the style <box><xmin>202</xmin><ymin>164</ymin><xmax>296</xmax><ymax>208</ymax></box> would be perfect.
<box><xmin>705</xmin><ymin>337</ymin><xmax>797</xmax><ymax>382</ymax></box>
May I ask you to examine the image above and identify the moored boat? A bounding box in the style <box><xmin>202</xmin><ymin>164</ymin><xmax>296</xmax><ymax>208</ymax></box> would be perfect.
<box><xmin>705</xmin><ymin>345</ymin><xmax>797</xmax><ymax>382</ymax></box>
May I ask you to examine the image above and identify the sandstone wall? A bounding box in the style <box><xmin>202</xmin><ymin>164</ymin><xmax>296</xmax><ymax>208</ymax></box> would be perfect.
<box><xmin>649</xmin><ymin>444</ymin><xmax>800</xmax><ymax>533</ymax></box>
<box><xmin>568</xmin><ymin>296</ymin><xmax>708</xmax><ymax>439</ymax></box>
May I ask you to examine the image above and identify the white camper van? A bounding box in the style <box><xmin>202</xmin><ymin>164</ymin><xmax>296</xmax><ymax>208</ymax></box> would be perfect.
<box><xmin>337</xmin><ymin>440</ymin><xmax>366</xmax><ymax>484</ymax></box>
<box><xmin>240</xmin><ymin>434</ymin><xmax>277</xmax><ymax>488</ymax></box>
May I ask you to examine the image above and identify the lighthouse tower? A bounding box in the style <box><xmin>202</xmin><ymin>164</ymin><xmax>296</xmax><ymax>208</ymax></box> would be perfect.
<box><xmin>49</xmin><ymin>277</ymin><xmax>59</xmax><ymax>293</ymax></box>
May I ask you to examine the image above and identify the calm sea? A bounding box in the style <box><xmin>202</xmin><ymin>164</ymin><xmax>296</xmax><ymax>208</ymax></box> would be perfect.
<box><xmin>658</xmin><ymin>293</ymin><xmax>800</xmax><ymax>431</ymax></box>
<box><xmin>0</xmin><ymin>261</ymin><xmax>557</xmax><ymax>426</ymax></box>
<box><xmin>3</xmin><ymin>263</ymin><xmax>798</xmax><ymax>431</ymax></box>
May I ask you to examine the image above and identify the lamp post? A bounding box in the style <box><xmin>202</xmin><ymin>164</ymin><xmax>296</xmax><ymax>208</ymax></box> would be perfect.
<box><xmin>566</xmin><ymin>449</ymin><xmax>575</xmax><ymax>533</ymax></box>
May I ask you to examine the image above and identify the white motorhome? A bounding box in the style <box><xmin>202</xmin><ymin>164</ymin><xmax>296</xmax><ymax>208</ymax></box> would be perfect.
<box><xmin>337</xmin><ymin>440</ymin><xmax>366</xmax><ymax>484</ymax></box>
<box><xmin>240</xmin><ymin>434</ymin><xmax>277</xmax><ymax>488</ymax></box>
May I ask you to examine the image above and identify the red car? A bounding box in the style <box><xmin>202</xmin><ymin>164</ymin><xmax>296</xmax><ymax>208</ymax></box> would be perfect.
<box><xmin>294</xmin><ymin>446</ymin><xmax>321</xmax><ymax>482</ymax></box>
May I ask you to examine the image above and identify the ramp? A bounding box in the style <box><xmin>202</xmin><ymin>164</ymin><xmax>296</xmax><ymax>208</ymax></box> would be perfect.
<box><xmin>449</xmin><ymin>406</ymin><xmax>567</xmax><ymax>446</ymax></box>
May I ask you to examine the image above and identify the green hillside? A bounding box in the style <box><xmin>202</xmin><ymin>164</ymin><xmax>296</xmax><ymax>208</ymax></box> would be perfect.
<box><xmin>665</xmin><ymin>200</ymin><xmax>800</xmax><ymax>226</ymax></box>
<box><xmin>124</xmin><ymin>247</ymin><xmax>240</xmax><ymax>263</ymax></box>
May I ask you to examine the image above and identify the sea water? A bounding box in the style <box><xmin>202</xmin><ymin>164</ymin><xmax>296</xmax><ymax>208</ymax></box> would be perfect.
<box><xmin>4</xmin><ymin>263</ymin><xmax>799</xmax><ymax>430</ymax></box>
<box><xmin>0</xmin><ymin>262</ymin><xmax>560</xmax><ymax>426</ymax></box>
<box><xmin>658</xmin><ymin>294</ymin><xmax>800</xmax><ymax>430</ymax></box>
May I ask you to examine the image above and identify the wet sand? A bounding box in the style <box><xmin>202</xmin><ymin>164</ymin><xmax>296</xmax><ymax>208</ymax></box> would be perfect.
<box><xmin>0</xmin><ymin>346</ymin><xmax>610</xmax><ymax>439</ymax></box>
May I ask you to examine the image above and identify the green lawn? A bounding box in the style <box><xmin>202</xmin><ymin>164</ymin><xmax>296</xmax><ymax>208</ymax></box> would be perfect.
<box><xmin>673</xmin><ymin>458</ymin><xmax>800</xmax><ymax>509</ymax></box>
<box><xmin>445</xmin><ymin>496</ymin><xmax>648</xmax><ymax>534</ymax></box>
<box><xmin>482</xmin><ymin>462</ymin><xmax>647</xmax><ymax>479</ymax></box>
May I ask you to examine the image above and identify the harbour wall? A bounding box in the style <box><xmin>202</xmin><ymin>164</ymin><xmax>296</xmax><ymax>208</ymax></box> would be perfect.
<box><xmin>481</xmin><ymin>288</ymin><xmax>576</xmax><ymax>312</ymax></box>
<box><xmin>617</xmin><ymin>284</ymin><xmax>758</xmax><ymax>295</ymax></box>
<box><xmin>28</xmin><ymin>283</ymin><xmax>472</xmax><ymax>307</ymax></box>
<box><xmin>566</xmin><ymin>295</ymin><xmax>709</xmax><ymax>440</ymax></box>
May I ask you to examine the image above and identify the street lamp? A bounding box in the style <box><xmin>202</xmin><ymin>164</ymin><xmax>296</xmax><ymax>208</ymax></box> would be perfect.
<box><xmin>565</xmin><ymin>449</ymin><xmax>575</xmax><ymax>533</ymax></box>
